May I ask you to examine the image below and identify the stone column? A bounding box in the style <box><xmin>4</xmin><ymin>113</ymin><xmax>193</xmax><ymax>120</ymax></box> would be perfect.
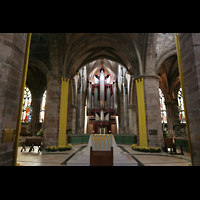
<box><xmin>128</xmin><ymin>76</ymin><xmax>137</xmax><ymax>135</ymax></box>
<box><xmin>165</xmin><ymin>100</ymin><xmax>175</xmax><ymax>140</ymax></box>
<box><xmin>123</xmin><ymin>82</ymin><xmax>129</xmax><ymax>134</ymax></box>
<box><xmin>118</xmin><ymin>68</ymin><xmax>129</xmax><ymax>134</ymax></box>
<box><xmin>66</xmin><ymin>79</ymin><xmax>77</xmax><ymax>134</ymax></box>
<box><xmin>43</xmin><ymin>75</ymin><xmax>61</xmax><ymax>146</ymax></box>
<box><xmin>28</xmin><ymin>96</ymin><xmax>42</xmax><ymax>135</ymax></box>
<box><xmin>67</xmin><ymin>104</ymin><xmax>77</xmax><ymax>134</ymax></box>
<box><xmin>76</xmin><ymin>69</ymin><xmax>86</xmax><ymax>134</ymax></box>
<box><xmin>119</xmin><ymin>84</ymin><xmax>124</xmax><ymax>134</ymax></box>
<box><xmin>173</xmin><ymin>98</ymin><xmax>180</xmax><ymax>125</ymax></box>
<box><xmin>123</xmin><ymin>74</ymin><xmax>130</xmax><ymax>134</ymax></box>
<box><xmin>143</xmin><ymin>75</ymin><xmax>164</xmax><ymax>147</ymax></box>
<box><xmin>128</xmin><ymin>104</ymin><xmax>137</xmax><ymax>135</ymax></box>
<box><xmin>76</xmin><ymin>90</ymin><xmax>82</xmax><ymax>134</ymax></box>
<box><xmin>0</xmin><ymin>33</ymin><xmax>27</xmax><ymax>165</ymax></box>
<box><xmin>179</xmin><ymin>33</ymin><xmax>200</xmax><ymax>165</ymax></box>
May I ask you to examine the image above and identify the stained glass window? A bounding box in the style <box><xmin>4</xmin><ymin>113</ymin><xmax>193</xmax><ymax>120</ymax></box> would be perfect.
<box><xmin>39</xmin><ymin>90</ymin><xmax>47</xmax><ymax>123</ymax></box>
<box><xmin>177</xmin><ymin>88</ymin><xmax>185</xmax><ymax>123</ymax></box>
<box><xmin>159</xmin><ymin>88</ymin><xmax>167</xmax><ymax>123</ymax></box>
<box><xmin>21</xmin><ymin>86</ymin><xmax>32</xmax><ymax>123</ymax></box>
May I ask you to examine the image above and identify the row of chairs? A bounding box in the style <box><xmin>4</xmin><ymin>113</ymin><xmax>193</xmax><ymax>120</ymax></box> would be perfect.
<box><xmin>21</xmin><ymin>137</ymin><xmax>42</xmax><ymax>153</ymax></box>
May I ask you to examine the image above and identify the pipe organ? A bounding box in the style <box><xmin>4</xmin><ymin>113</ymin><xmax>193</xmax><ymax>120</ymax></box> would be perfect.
<box><xmin>87</xmin><ymin>65</ymin><xmax>118</xmax><ymax>134</ymax></box>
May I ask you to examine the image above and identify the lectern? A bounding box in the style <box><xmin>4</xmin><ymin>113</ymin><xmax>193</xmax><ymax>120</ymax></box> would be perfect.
<box><xmin>89</xmin><ymin>134</ymin><xmax>113</xmax><ymax>166</ymax></box>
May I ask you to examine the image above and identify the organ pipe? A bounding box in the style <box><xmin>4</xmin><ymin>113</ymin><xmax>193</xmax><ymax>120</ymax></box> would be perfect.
<box><xmin>100</xmin><ymin>68</ymin><xmax>105</xmax><ymax>108</ymax></box>
<box><xmin>111</xmin><ymin>93</ymin><xmax>113</xmax><ymax>109</ymax></box>
<box><xmin>87</xmin><ymin>82</ymin><xmax>91</xmax><ymax>114</ymax></box>
<box><xmin>100</xmin><ymin>109</ymin><xmax>104</xmax><ymax>121</ymax></box>
<box><xmin>86</xmin><ymin>64</ymin><xmax>118</xmax><ymax>134</ymax></box>
<box><xmin>107</xmin><ymin>87</ymin><xmax>110</xmax><ymax>109</ymax></box>
<box><xmin>113</xmin><ymin>82</ymin><xmax>117</xmax><ymax>114</ymax></box>
<box><xmin>94</xmin><ymin>87</ymin><xmax>98</xmax><ymax>109</ymax></box>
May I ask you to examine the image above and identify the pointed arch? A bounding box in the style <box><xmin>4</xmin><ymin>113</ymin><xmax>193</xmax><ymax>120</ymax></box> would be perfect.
<box><xmin>154</xmin><ymin>47</ymin><xmax>177</xmax><ymax>75</ymax></box>
<box><xmin>63</xmin><ymin>33</ymin><xmax>140</xmax><ymax>78</ymax></box>
<box><xmin>29</xmin><ymin>57</ymin><xmax>49</xmax><ymax>78</ymax></box>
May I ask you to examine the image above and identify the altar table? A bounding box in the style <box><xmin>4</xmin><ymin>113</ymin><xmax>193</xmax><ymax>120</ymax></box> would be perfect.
<box><xmin>83</xmin><ymin>134</ymin><xmax>123</xmax><ymax>157</ymax></box>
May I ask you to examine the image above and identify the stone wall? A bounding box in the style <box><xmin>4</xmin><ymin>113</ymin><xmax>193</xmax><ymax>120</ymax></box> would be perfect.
<box><xmin>0</xmin><ymin>33</ymin><xmax>27</xmax><ymax>165</ymax></box>
<box><xmin>156</xmin><ymin>33</ymin><xmax>176</xmax><ymax>61</ymax></box>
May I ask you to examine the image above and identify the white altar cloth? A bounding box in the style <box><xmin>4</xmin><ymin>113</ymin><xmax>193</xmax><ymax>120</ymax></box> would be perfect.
<box><xmin>67</xmin><ymin>134</ymin><xmax>138</xmax><ymax>166</ymax></box>
<box><xmin>83</xmin><ymin>134</ymin><xmax>125</xmax><ymax>158</ymax></box>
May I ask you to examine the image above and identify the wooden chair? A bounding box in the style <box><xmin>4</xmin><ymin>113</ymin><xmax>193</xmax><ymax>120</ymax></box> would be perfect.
<box><xmin>21</xmin><ymin>138</ymin><xmax>34</xmax><ymax>152</ymax></box>
<box><xmin>164</xmin><ymin>137</ymin><xmax>176</xmax><ymax>153</ymax></box>
<box><xmin>90</xmin><ymin>146</ymin><xmax>113</xmax><ymax>166</ymax></box>
<box><xmin>33</xmin><ymin>138</ymin><xmax>42</xmax><ymax>152</ymax></box>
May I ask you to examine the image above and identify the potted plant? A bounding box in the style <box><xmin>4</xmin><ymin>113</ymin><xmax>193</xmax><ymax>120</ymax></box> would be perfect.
<box><xmin>37</xmin><ymin>129</ymin><xmax>43</xmax><ymax>137</ymax></box>
<box><xmin>163</xmin><ymin>130</ymin><xmax>170</xmax><ymax>138</ymax></box>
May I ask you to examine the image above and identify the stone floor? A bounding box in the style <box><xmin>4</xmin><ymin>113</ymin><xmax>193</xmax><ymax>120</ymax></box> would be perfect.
<box><xmin>17</xmin><ymin>144</ymin><xmax>192</xmax><ymax>166</ymax></box>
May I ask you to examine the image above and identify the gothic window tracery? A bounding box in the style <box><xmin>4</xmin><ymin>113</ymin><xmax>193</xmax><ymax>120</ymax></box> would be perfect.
<box><xmin>39</xmin><ymin>90</ymin><xmax>47</xmax><ymax>123</ymax></box>
<box><xmin>21</xmin><ymin>86</ymin><xmax>32</xmax><ymax>123</ymax></box>
<box><xmin>159</xmin><ymin>88</ymin><xmax>167</xmax><ymax>123</ymax></box>
<box><xmin>177</xmin><ymin>88</ymin><xmax>185</xmax><ymax>123</ymax></box>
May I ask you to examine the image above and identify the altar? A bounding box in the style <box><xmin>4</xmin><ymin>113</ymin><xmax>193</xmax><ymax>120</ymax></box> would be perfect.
<box><xmin>67</xmin><ymin>134</ymin><xmax>138</xmax><ymax>166</ymax></box>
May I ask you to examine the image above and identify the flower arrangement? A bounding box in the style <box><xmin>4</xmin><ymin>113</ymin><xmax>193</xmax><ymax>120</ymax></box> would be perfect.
<box><xmin>139</xmin><ymin>146</ymin><xmax>150</xmax><ymax>152</ymax></box>
<box><xmin>57</xmin><ymin>144</ymin><xmax>72</xmax><ymax>151</ymax></box>
<box><xmin>132</xmin><ymin>144</ymin><xmax>161</xmax><ymax>153</ymax></box>
<box><xmin>149</xmin><ymin>147</ymin><xmax>161</xmax><ymax>153</ymax></box>
<box><xmin>46</xmin><ymin>144</ymin><xmax>72</xmax><ymax>152</ymax></box>
<box><xmin>132</xmin><ymin>144</ymin><xmax>137</xmax><ymax>149</ymax></box>
<box><xmin>46</xmin><ymin>146</ymin><xmax>57</xmax><ymax>152</ymax></box>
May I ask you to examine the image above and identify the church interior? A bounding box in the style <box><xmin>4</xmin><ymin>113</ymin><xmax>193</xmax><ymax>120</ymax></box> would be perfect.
<box><xmin>0</xmin><ymin>33</ymin><xmax>200</xmax><ymax>166</ymax></box>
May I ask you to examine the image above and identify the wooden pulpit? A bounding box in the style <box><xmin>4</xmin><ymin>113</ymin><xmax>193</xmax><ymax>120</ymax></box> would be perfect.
<box><xmin>90</xmin><ymin>146</ymin><xmax>113</xmax><ymax>166</ymax></box>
